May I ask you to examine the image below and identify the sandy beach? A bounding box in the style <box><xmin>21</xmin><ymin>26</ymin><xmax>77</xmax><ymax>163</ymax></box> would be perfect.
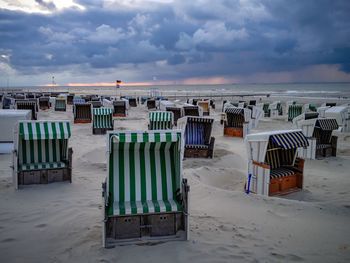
<box><xmin>1</xmin><ymin>96</ymin><xmax>350</xmax><ymax>263</ymax></box>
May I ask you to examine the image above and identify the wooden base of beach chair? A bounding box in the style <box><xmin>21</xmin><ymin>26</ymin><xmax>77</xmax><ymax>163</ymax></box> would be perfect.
<box><xmin>315</xmin><ymin>136</ymin><xmax>337</xmax><ymax>159</ymax></box>
<box><xmin>17</xmin><ymin>148</ymin><xmax>73</xmax><ymax>186</ymax></box>
<box><xmin>93</xmin><ymin>127</ymin><xmax>113</xmax><ymax>135</ymax></box>
<box><xmin>224</xmin><ymin>127</ymin><xmax>243</xmax><ymax>137</ymax></box>
<box><xmin>184</xmin><ymin>137</ymin><xmax>215</xmax><ymax>158</ymax></box>
<box><xmin>269</xmin><ymin>174</ymin><xmax>301</xmax><ymax>196</ymax></box>
<box><xmin>113</xmin><ymin>113</ymin><xmax>126</xmax><ymax>117</ymax></box>
<box><xmin>74</xmin><ymin>119</ymin><xmax>92</xmax><ymax>124</ymax></box>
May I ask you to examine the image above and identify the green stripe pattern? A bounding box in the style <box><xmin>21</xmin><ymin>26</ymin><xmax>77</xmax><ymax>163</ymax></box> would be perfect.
<box><xmin>108</xmin><ymin>131</ymin><xmax>182</xmax><ymax>216</ymax></box>
<box><xmin>19</xmin><ymin>121</ymin><xmax>71</xmax><ymax>140</ymax></box>
<box><xmin>149</xmin><ymin>111</ymin><xmax>174</xmax><ymax>130</ymax></box>
<box><xmin>17</xmin><ymin>121</ymin><xmax>71</xmax><ymax>171</ymax></box>
<box><xmin>288</xmin><ymin>105</ymin><xmax>303</xmax><ymax>121</ymax></box>
<box><xmin>93</xmin><ymin>108</ymin><xmax>113</xmax><ymax>129</ymax></box>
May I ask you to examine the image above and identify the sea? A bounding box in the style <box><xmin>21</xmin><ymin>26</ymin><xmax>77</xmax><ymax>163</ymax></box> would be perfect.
<box><xmin>1</xmin><ymin>83</ymin><xmax>350</xmax><ymax>101</ymax></box>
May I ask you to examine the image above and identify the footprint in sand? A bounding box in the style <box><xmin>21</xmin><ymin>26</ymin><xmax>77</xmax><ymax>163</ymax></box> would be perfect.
<box><xmin>35</xmin><ymin>223</ymin><xmax>47</xmax><ymax>228</ymax></box>
<box><xmin>1</xmin><ymin>238</ymin><xmax>16</xmax><ymax>243</ymax></box>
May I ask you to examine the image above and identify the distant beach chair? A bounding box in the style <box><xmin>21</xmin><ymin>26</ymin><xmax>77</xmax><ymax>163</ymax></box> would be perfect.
<box><xmin>74</xmin><ymin>103</ymin><xmax>92</xmax><ymax>123</ymax></box>
<box><xmin>293</xmin><ymin>112</ymin><xmax>319</xmax><ymax>159</ymax></box>
<box><xmin>113</xmin><ymin>100</ymin><xmax>127</xmax><ymax>117</ymax></box>
<box><xmin>183</xmin><ymin>105</ymin><xmax>201</xmax><ymax>117</ymax></box>
<box><xmin>92</xmin><ymin>108</ymin><xmax>114</xmax><ymax>135</ymax></box>
<box><xmin>38</xmin><ymin>97</ymin><xmax>50</xmax><ymax>110</ymax></box>
<box><xmin>0</xmin><ymin>109</ymin><xmax>31</xmax><ymax>154</ymax></box>
<box><xmin>125</xmin><ymin>97</ymin><xmax>137</xmax><ymax>107</ymax></box>
<box><xmin>102</xmin><ymin>130</ymin><xmax>189</xmax><ymax>246</ymax></box>
<box><xmin>73</xmin><ymin>97</ymin><xmax>86</xmax><ymax>105</ymax></box>
<box><xmin>147</xmin><ymin>99</ymin><xmax>156</xmax><ymax>110</ymax></box>
<box><xmin>159</xmin><ymin>100</ymin><xmax>175</xmax><ymax>111</ymax></box>
<box><xmin>177</xmin><ymin>116</ymin><xmax>215</xmax><ymax>158</ymax></box>
<box><xmin>15</xmin><ymin>100</ymin><xmax>38</xmax><ymax>120</ymax></box>
<box><xmin>166</xmin><ymin>107</ymin><xmax>182</xmax><ymax>126</ymax></box>
<box><xmin>269</xmin><ymin>101</ymin><xmax>283</xmax><ymax>118</ymax></box>
<box><xmin>197</xmin><ymin>100</ymin><xmax>210</xmax><ymax>116</ymax></box>
<box><xmin>148</xmin><ymin>111</ymin><xmax>174</xmax><ymax>130</ymax></box>
<box><xmin>67</xmin><ymin>94</ymin><xmax>74</xmax><ymax>105</ymax></box>
<box><xmin>262</xmin><ymin>103</ymin><xmax>270</xmax><ymax>117</ymax></box>
<box><xmin>13</xmin><ymin>120</ymin><xmax>73</xmax><ymax>189</ymax></box>
<box><xmin>55</xmin><ymin>98</ymin><xmax>67</xmax><ymax>111</ymax></box>
<box><xmin>2</xmin><ymin>96</ymin><xmax>15</xmax><ymax>109</ymax></box>
<box><xmin>91</xmin><ymin>100</ymin><xmax>103</xmax><ymax>108</ymax></box>
<box><xmin>247</xmin><ymin>105</ymin><xmax>263</xmax><ymax>129</ymax></box>
<box><xmin>313</xmin><ymin>119</ymin><xmax>338</xmax><ymax>158</ymax></box>
<box><xmin>325</xmin><ymin>106</ymin><xmax>350</xmax><ymax>132</ymax></box>
<box><xmin>287</xmin><ymin>104</ymin><xmax>303</xmax><ymax>122</ymax></box>
<box><xmin>245</xmin><ymin>130</ymin><xmax>308</xmax><ymax>196</ymax></box>
<box><xmin>224</xmin><ymin>107</ymin><xmax>251</xmax><ymax>138</ymax></box>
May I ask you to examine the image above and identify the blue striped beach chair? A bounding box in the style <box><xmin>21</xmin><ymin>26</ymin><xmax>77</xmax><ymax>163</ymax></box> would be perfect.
<box><xmin>102</xmin><ymin>130</ymin><xmax>189</xmax><ymax>246</ymax></box>
<box><xmin>313</xmin><ymin>118</ymin><xmax>338</xmax><ymax>158</ymax></box>
<box><xmin>177</xmin><ymin>116</ymin><xmax>215</xmax><ymax>158</ymax></box>
<box><xmin>245</xmin><ymin>130</ymin><xmax>308</xmax><ymax>196</ymax></box>
<box><xmin>13</xmin><ymin>120</ymin><xmax>73</xmax><ymax>189</ymax></box>
<box><xmin>148</xmin><ymin>111</ymin><xmax>174</xmax><ymax>130</ymax></box>
<box><xmin>224</xmin><ymin>107</ymin><xmax>251</xmax><ymax>138</ymax></box>
<box><xmin>92</xmin><ymin>108</ymin><xmax>114</xmax><ymax>134</ymax></box>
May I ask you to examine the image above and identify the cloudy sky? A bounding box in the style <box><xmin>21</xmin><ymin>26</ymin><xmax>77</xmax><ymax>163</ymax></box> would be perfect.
<box><xmin>0</xmin><ymin>0</ymin><xmax>350</xmax><ymax>86</ymax></box>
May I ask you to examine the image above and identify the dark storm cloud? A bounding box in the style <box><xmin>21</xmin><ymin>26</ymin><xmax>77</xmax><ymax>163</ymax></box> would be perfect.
<box><xmin>0</xmin><ymin>0</ymin><xmax>349</xmax><ymax>81</ymax></box>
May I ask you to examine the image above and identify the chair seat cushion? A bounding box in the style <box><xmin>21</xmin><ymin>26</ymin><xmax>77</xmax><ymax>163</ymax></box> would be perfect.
<box><xmin>185</xmin><ymin>144</ymin><xmax>209</xmax><ymax>149</ymax></box>
<box><xmin>316</xmin><ymin>144</ymin><xmax>331</xmax><ymax>149</ymax></box>
<box><xmin>20</xmin><ymin>162</ymin><xmax>66</xmax><ymax>171</ymax></box>
<box><xmin>113</xmin><ymin>199</ymin><xmax>182</xmax><ymax>216</ymax></box>
<box><xmin>270</xmin><ymin>167</ymin><xmax>295</xmax><ymax>179</ymax></box>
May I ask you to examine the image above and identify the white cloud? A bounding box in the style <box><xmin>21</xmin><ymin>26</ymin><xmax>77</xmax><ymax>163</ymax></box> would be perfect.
<box><xmin>87</xmin><ymin>24</ymin><xmax>135</xmax><ymax>44</ymax></box>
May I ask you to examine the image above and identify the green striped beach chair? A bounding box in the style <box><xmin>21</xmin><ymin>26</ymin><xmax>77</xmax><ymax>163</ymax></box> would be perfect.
<box><xmin>288</xmin><ymin>105</ymin><xmax>303</xmax><ymax>122</ymax></box>
<box><xmin>92</xmin><ymin>107</ymin><xmax>114</xmax><ymax>134</ymax></box>
<box><xmin>148</xmin><ymin>111</ymin><xmax>174</xmax><ymax>130</ymax></box>
<box><xmin>55</xmin><ymin>98</ymin><xmax>67</xmax><ymax>111</ymax></box>
<box><xmin>102</xmin><ymin>130</ymin><xmax>189</xmax><ymax>246</ymax></box>
<box><xmin>13</xmin><ymin>120</ymin><xmax>73</xmax><ymax>189</ymax></box>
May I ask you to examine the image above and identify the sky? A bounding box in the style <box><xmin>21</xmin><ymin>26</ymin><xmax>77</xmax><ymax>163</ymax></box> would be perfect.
<box><xmin>0</xmin><ymin>0</ymin><xmax>350</xmax><ymax>86</ymax></box>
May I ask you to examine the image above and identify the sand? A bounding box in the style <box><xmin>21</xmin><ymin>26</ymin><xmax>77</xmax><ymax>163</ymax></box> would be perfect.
<box><xmin>1</xmin><ymin>99</ymin><xmax>350</xmax><ymax>263</ymax></box>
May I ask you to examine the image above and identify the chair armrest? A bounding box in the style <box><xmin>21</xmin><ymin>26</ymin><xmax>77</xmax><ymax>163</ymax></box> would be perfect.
<box><xmin>294</xmin><ymin>157</ymin><xmax>305</xmax><ymax>171</ymax></box>
<box><xmin>252</xmin><ymin>160</ymin><xmax>270</xmax><ymax>169</ymax></box>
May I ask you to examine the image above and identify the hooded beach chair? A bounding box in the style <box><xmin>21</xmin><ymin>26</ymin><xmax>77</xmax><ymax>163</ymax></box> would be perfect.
<box><xmin>39</xmin><ymin>97</ymin><xmax>50</xmax><ymax>110</ymax></box>
<box><xmin>293</xmin><ymin>112</ymin><xmax>319</xmax><ymax>159</ymax></box>
<box><xmin>146</xmin><ymin>99</ymin><xmax>156</xmax><ymax>110</ymax></box>
<box><xmin>166</xmin><ymin>107</ymin><xmax>182</xmax><ymax>126</ymax></box>
<box><xmin>183</xmin><ymin>105</ymin><xmax>201</xmax><ymax>117</ymax></box>
<box><xmin>148</xmin><ymin>111</ymin><xmax>174</xmax><ymax>130</ymax></box>
<box><xmin>91</xmin><ymin>100</ymin><xmax>103</xmax><ymax>108</ymax></box>
<box><xmin>66</xmin><ymin>94</ymin><xmax>74</xmax><ymax>105</ymax></box>
<box><xmin>197</xmin><ymin>100</ymin><xmax>210</xmax><ymax>116</ymax></box>
<box><xmin>287</xmin><ymin>104</ymin><xmax>303</xmax><ymax>122</ymax></box>
<box><xmin>313</xmin><ymin>119</ymin><xmax>338</xmax><ymax>158</ymax></box>
<box><xmin>113</xmin><ymin>100</ymin><xmax>127</xmax><ymax>117</ymax></box>
<box><xmin>325</xmin><ymin>106</ymin><xmax>350</xmax><ymax>133</ymax></box>
<box><xmin>126</xmin><ymin>97</ymin><xmax>137</xmax><ymax>107</ymax></box>
<box><xmin>245</xmin><ymin>130</ymin><xmax>308</xmax><ymax>196</ymax></box>
<box><xmin>74</xmin><ymin>103</ymin><xmax>92</xmax><ymax>123</ymax></box>
<box><xmin>3</xmin><ymin>96</ymin><xmax>15</xmax><ymax>109</ymax></box>
<box><xmin>55</xmin><ymin>97</ymin><xmax>67</xmax><ymax>111</ymax></box>
<box><xmin>15</xmin><ymin>100</ymin><xmax>38</xmax><ymax>120</ymax></box>
<box><xmin>224</xmin><ymin>107</ymin><xmax>251</xmax><ymax>138</ymax></box>
<box><xmin>177</xmin><ymin>116</ymin><xmax>215</xmax><ymax>158</ymax></box>
<box><xmin>102</xmin><ymin>130</ymin><xmax>189</xmax><ymax>246</ymax></box>
<box><xmin>92</xmin><ymin>108</ymin><xmax>114</xmax><ymax>135</ymax></box>
<box><xmin>13</xmin><ymin>120</ymin><xmax>73</xmax><ymax>189</ymax></box>
<box><xmin>247</xmin><ymin>105</ymin><xmax>263</xmax><ymax>129</ymax></box>
<box><xmin>262</xmin><ymin>103</ymin><xmax>270</xmax><ymax>117</ymax></box>
<box><xmin>269</xmin><ymin>101</ymin><xmax>283</xmax><ymax>118</ymax></box>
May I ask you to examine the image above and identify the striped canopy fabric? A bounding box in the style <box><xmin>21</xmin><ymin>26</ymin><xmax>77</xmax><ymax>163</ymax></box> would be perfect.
<box><xmin>270</xmin><ymin>131</ymin><xmax>308</xmax><ymax>150</ymax></box>
<box><xmin>149</xmin><ymin>111</ymin><xmax>173</xmax><ymax>130</ymax></box>
<box><xmin>288</xmin><ymin>105</ymin><xmax>303</xmax><ymax>121</ymax></box>
<box><xmin>73</xmin><ymin>98</ymin><xmax>85</xmax><ymax>104</ymax></box>
<box><xmin>93</xmin><ymin>108</ymin><xmax>113</xmax><ymax>129</ymax></box>
<box><xmin>19</xmin><ymin>121</ymin><xmax>71</xmax><ymax>140</ymax></box>
<box><xmin>184</xmin><ymin>117</ymin><xmax>213</xmax><ymax>145</ymax></box>
<box><xmin>107</xmin><ymin>131</ymin><xmax>183</xmax><ymax>216</ymax></box>
<box><xmin>315</xmin><ymin>118</ymin><xmax>339</xmax><ymax>131</ymax></box>
<box><xmin>225</xmin><ymin>107</ymin><xmax>244</xmax><ymax>115</ymax></box>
